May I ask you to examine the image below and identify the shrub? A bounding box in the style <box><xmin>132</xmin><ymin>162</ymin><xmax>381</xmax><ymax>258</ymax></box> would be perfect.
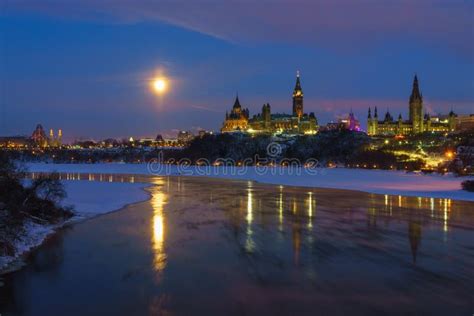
<box><xmin>350</xmin><ymin>149</ymin><xmax>397</xmax><ymax>169</ymax></box>
<box><xmin>461</xmin><ymin>180</ymin><xmax>474</xmax><ymax>192</ymax></box>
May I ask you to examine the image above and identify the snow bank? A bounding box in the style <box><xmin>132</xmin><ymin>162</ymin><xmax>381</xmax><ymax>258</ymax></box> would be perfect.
<box><xmin>26</xmin><ymin>162</ymin><xmax>474</xmax><ymax>202</ymax></box>
<box><xmin>62</xmin><ymin>181</ymin><xmax>150</xmax><ymax>218</ymax></box>
<box><xmin>0</xmin><ymin>180</ymin><xmax>150</xmax><ymax>272</ymax></box>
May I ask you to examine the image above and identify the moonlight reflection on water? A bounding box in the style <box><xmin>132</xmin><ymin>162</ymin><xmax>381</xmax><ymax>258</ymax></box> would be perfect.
<box><xmin>151</xmin><ymin>178</ymin><xmax>167</xmax><ymax>273</ymax></box>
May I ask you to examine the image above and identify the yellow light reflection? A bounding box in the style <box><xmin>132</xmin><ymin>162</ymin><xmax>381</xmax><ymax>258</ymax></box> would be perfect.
<box><xmin>151</xmin><ymin>186</ymin><xmax>167</xmax><ymax>272</ymax></box>
<box><xmin>430</xmin><ymin>198</ymin><xmax>435</xmax><ymax>217</ymax></box>
<box><xmin>276</xmin><ymin>186</ymin><xmax>284</xmax><ymax>232</ymax></box>
<box><xmin>246</xmin><ymin>188</ymin><xmax>253</xmax><ymax>224</ymax></box>
<box><xmin>307</xmin><ymin>192</ymin><xmax>313</xmax><ymax>229</ymax></box>
<box><xmin>245</xmin><ymin>183</ymin><xmax>255</xmax><ymax>252</ymax></box>
<box><xmin>443</xmin><ymin>198</ymin><xmax>450</xmax><ymax>233</ymax></box>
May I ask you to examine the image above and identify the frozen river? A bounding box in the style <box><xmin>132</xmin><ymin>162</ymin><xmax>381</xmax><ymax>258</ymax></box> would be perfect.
<box><xmin>1</xmin><ymin>175</ymin><xmax>473</xmax><ymax>315</ymax></box>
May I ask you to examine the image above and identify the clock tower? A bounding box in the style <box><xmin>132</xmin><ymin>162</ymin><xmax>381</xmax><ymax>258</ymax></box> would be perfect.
<box><xmin>409</xmin><ymin>74</ymin><xmax>424</xmax><ymax>133</ymax></box>
<box><xmin>292</xmin><ymin>71</ymin><xmax>304</xmax><ymax>118</ymax></box>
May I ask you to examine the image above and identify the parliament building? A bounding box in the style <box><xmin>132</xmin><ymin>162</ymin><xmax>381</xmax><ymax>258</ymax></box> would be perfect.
<box><xmin>367</xmin><ymin>75</ymin><xmax>456</xmax><ymax>136</ymax></box>
<box><xmin>221</xmin><ymin>73</ymin><xmax>318</xmax><ymax>134</ymax></box>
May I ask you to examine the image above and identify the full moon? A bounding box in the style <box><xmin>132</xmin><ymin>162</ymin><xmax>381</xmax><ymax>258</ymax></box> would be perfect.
<box><xmin>153</xmin><ymin>78</ymin><xmax>167</xmax><ymax>93</ymax></box>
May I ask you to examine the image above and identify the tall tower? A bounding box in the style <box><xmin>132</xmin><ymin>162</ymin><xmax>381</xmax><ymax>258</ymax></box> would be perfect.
<box><xmin>262</xmin><ymin>103</ymin><xmax>271</xmax><ymax>129</ymax></box>
<box><xmin>409</xmin><ymin>74</ymin><xmax>423</xmax><ymax>133</ymax></box>
<box><xmin>49</xmin><ymin>129</ymin><xmax>54</xmax><ymax>147</ymax></box>
<box><xmin>373</xmin><ymin>106</ymin><xmax>379</xmax><ymax>135</ymax></box>
<box><xmin>292</xmin><ymin>71</ymin><xmax>304</xmax><ymax>118</ymax></box>
<box><xmin>58</xmin><ymin>129</ymin><xmax>63</xmax><ymax>146</ymax></box>
<box><xmin>448</xmin><ymin>109</ymin><xmax>456</xmax><ymax>132</ymax></box>
<box><xmin>367</xmin><ymin>107</ymin><xmax>373</xmax><ymax>135</ymax></box>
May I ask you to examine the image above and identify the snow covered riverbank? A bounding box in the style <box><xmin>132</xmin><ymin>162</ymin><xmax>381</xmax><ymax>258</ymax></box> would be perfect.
<box><xmin>27</xmin><ymin>162</ymin><xmax>474</xmax><ymax>202</ymax></box>
<box><xmin>62</xmin><ymin>181</ymin><xmax>151</xmax><ymax>218</ymax></box>
<box><xmin>0</xmin><ymin>180</ymin><xmax>150</xmax><ymax>272</ymax></box>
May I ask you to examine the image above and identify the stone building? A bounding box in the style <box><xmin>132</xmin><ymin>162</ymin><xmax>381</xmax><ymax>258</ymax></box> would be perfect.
<box><xmin>455</xmin><ymin>114</ymin><xmax>474</xmax><ymax>131</ymax></box>
<box><xmin>367</xmin><ymin>75</ymin><xmax>456</xmax><ymax>136</ymax></box>
<box><xmin>31</xmin><ymin>124</ymin><xmax>62</xmax><ymax>147</ymax></box>
<box><xmin>221</xmin><ymin>96</ymin><xmax>250</xmax><ymax>132</ymax></box>
<box><xmin>221</xmin><ymin>73</ymin><xmax>318</xmax><ymax>134</ymax></box>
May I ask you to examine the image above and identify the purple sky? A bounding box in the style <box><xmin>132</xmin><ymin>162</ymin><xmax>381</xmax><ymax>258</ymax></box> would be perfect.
<box><xmin>1</xmin><ymin>0</ymin><xmax>473</xmax><ymax>141</ymax></box>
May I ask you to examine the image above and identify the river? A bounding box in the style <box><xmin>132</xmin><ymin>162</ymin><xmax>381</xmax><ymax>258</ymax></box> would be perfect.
<box><xmin>1</xmin><ymin>175</ymin><xmax>473</xmax><ymax>315</ymax></box>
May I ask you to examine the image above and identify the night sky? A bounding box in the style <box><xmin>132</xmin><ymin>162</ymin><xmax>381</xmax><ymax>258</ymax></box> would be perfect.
<box><xmin>1</xmin><ymin>1</ymin><xmax>473</xmax><ymax>141</ymax></box>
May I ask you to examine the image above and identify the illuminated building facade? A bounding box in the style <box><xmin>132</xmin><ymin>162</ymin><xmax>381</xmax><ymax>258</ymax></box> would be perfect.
<box><xmin>456</xmin><ymin>114</ymin><xmax>474</xmax><ymax>131</ymax></box>
<box><xmin>221</xmin><ymin>73</ymin><xmax>318</xmax><ymax>134</ymax></box>
<box><xmin>0</xmin><ymin>136</ymin><xmax>30</xmax><ymax>148</ymax></box>
<box><xmin>177</xmin><ymin>130</ymin><xmax>194</xmax><ymax>144</ymax></box>
<box><xmin>319</xmin><ymin>109</ymin><xmax>361</xmax><ymax>132</ymax></box>
<box><xmin>31</xmin><ymin>124</ymin><xmax>62</xmax><ymax>147</ymax></box>
<box><xmin>367</xmin><ymin>75</ymin><xmax>457</xmax><ymax>136</ymax></box>
<box><xmin>221</xmin><ymin>96</ymin><xmax>250</xmax><ymax>132</ymax></box>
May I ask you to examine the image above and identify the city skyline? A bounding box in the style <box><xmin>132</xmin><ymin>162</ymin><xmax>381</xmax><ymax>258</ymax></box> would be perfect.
<box><xmin>1</xmin><ymin>1</ymin><xmax>473</xmax><ymax>140</ymax></box>
<box><xmin>1</xmin><ymin>3</ymin><xmax>474</xmax><ymax>312</ymax></box>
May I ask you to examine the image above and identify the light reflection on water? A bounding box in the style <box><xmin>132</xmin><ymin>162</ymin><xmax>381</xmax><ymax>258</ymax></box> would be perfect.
<box><xmin>245</xmin><ymin>181</ymin><xmax>255</xmax><ymax>253</ymax></box>
<box><xmin>307</xmin><ymin>191</ymin><xmax>314</xmax><ymax>229</ymax></box>
<box><xmin>27</xmin><ymin>172</ymin><xmax>462</xmax><ymax>256</ymax></box>
<box><xmin>8</xmin><ymin>172</ymin><xmax>473</xmax><ymax>316</ymax></box>
<box><xmin>150</xmin><ymin>179</ymin><xmax>167</xmax><ymax>273</ymax></box>
<box><xmin>26</xmin><ymin>171</ymin><xmax>462</xmax><ymax>263</ymax></box>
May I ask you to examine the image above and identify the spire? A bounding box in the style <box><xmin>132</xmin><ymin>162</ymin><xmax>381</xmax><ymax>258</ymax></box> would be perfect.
<box><xmin>410</xmin><ymin>73</ymin><xmax>422</xmax><ymax>102</ymax></box>
<box><xmin>368</xmin><ymin>107</ymin><xmax>372</xmax><ymax>119</ymax></box>
<box><xmin>449</xmin><ymin>106</ymin><xmax>455</xmax><ymax>116</ymax></box>
<box><xmin>398</xmin><ymin>113</ymin><xmax>402</xmax><ymax>120</ymax></box>
<box><xmin>374</xmin><ymin>106</ymin><xmax>378</xmax><ymax>118</ymax></box>
<box><xmin>349</xmin><ymin>107</ymin><xmax>355</xmax><ymax>120</ymax></box>
<box><xmin>233</xmin><ymin>93</ymin><xmax>241</xmax><ymax>109</ymax></box>
<box><xmin>384</xmin><ymin>108</ymin><xmax>393</xmax><ymax>122</ymax></box>
<box><xmin>294</xmin><ymin>71</ymin><xmax>302</xmax><ymax>94</ymax></box>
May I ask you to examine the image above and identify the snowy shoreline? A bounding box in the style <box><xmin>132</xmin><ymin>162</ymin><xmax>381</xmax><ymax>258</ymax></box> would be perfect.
<box><xmin>27</xmin><ymin>162</ymin><xmax>474</xmax><ymax>202</ymax></box>
<box><xmin>0</xmin><ymin>180</ymin><xmax>151</xmax><ymax>274</ymax></box>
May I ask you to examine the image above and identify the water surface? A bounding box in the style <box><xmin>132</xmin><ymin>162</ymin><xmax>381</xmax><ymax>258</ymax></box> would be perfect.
<box><xmin>1</xmin><ymin>175</ymin><xmax>473</xmax><ymax>315</ymax></box>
